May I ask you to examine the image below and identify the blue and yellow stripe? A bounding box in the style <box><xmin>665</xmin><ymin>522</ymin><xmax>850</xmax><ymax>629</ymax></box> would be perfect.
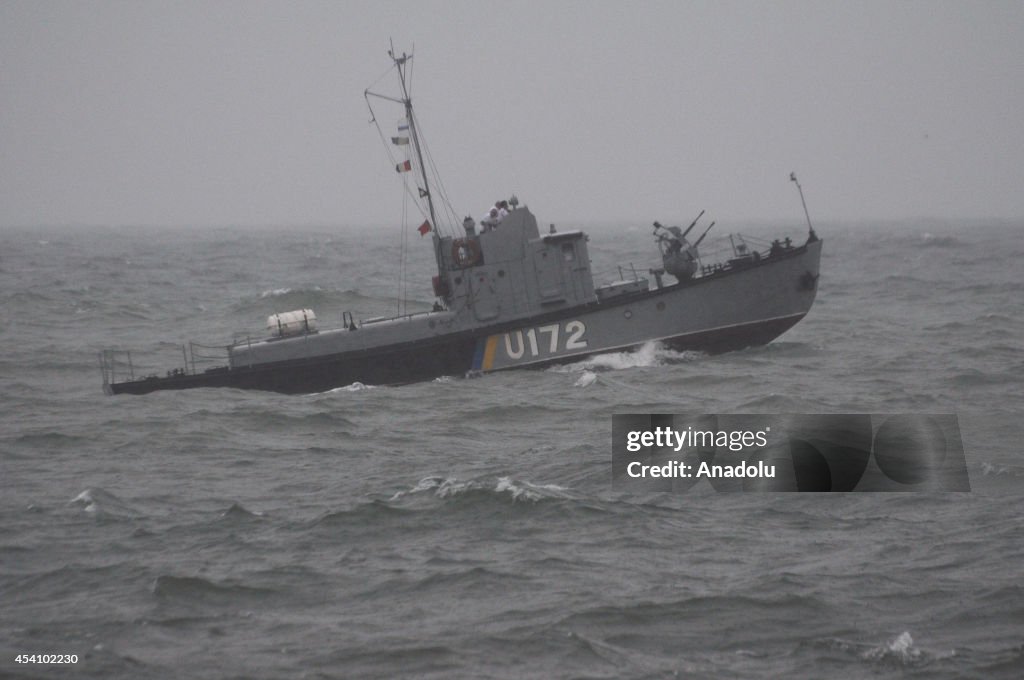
<box><xmin>471</xmin><ymin>335</ymin><xmax>499</xmax><ymax>371</ymax></box>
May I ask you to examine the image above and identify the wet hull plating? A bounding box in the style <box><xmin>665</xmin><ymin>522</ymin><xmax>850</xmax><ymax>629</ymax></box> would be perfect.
<box><xmin>107</xmin><ymin>240</ymin><xmax>821</xmax><ymax>395</ymax></box>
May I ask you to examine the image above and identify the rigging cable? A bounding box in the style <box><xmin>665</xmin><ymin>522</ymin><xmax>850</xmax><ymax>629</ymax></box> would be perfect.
<box><xmin>398</xmin><ymin>168</ymin><xmax>408</xmax><ymax>315</ymax></box>
<box><xmin>412</xmin><ymin>109</ymin><xmax>460</xmax><ymax>234</ymax></box>
<box><xmin>402</xmin><ymin>54</ymin><xmax>459</xmax><ymax>237</ymax></box>
<box><xmin>365</xmin><ymin>95</ymin><xmax>432</xmax><ymax>226</ymax></box>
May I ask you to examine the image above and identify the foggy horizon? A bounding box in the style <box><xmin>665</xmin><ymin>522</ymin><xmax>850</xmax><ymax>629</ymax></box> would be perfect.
<box><xmin>3</xmin><ymin>1</ymin><xmax>1022</xmax><ymax>230</ymax></box>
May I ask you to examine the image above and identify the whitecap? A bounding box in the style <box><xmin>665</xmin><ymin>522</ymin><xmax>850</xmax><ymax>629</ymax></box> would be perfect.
<box><xmin>70</xmin><ymin>489</ymin><xmax>100</xmax><ymax>514</ymax></box>
<box><xmin>862</xmin><ymin>631</ymin><xmax>922</xmax><ymax>663</ymax></box>
<box><xmin>549</xmin><ymin>341</ymin><xmax>701</xmax><ymax>373</ymax></box>
<box><xmin>573</xmin><ymin>370</ymin><xmax>598</xmax><ymax>387</ymax></box>
<box><xmin>495</xmin><ymin>477</ymin><xmax>569</xmax><ymax>502</ymax></box>
<box><xmin>389</xmin><ymin>476</ymin><xmax>448</xmax><ymax>501</ymax></box>
<box><xmin>69</xmin><ymin>488</ymin><xmax>136</xmax><ymax>518</ymax></box>
<box><xmin>434</xmin><ymin>478</ymin><xmax>478</xmax><ymax>499</ymax></box>
<box><xmin>391</xmin><ymin>476</ymin><xmax>569</xmax><ymax>503</ymax></box>
<box><xmin>495</xmin><ymin>477</ymin><xmax>543</xmax><ymax>502</ymax></box>
<box><xmin>314</xmin><ymin>381</ymin><xmax>378</xmax><ymax>395</ymax></box>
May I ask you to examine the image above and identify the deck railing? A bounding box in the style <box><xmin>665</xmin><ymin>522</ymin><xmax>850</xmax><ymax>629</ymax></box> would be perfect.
<box><xmin>99</xmin><ymin>341</ymin><xmax>232</xmax><ymax>388</ymax></box>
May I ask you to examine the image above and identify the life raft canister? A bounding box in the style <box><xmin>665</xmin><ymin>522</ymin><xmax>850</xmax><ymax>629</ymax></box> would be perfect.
<box><xmin>451</xmin><ymin>238</ymin><xmax>482</xmax><ymax>268</ymax></box>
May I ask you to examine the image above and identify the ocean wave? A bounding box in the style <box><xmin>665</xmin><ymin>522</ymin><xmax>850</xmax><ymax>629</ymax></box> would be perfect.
<box><xmin>950</xmin><ymin>281</ymin><xmax>1024</xmax><ymax>295</ymax></box>
<box><xmin>7</xmin><ymin>223</ymin><xmax>1024</xmax><ymax>680</ymax></box>
<box><xmin>574</xmin><ymin>370</ymin><xmax>598</xmax><ymax>387</ymax></box>
<box><xmin>310</xmin><ymin>500</ymin><xmax>412</xmax><ymax>529</ymax></box>
<box><xmin>16</xmin><ymin>431</ymin><xmax>88</xmax><ymax>447</ymax></box>
<box><xmin>240</xmin><ymin>286</ymin><xmax>416</xmax><ymax>315</ymax></box>
<box><xmin>388</xmin><ymin>475</ymin><xmax>448</xmax><ymax>500</ymax></box>
<box><xmin>970</xmin><ymin>644</ymin><xmax>1024</xmax><ymax>677</ymax></box>
<box><xmin>152</xmin><ymin>574</ymin><xmax>277</xmax><ymax>602</ymax></box>
<box><xmin>877</xmin><ymin>229</ymin><xmax>969</xmax><ymax>249</ymax></box>
<box><xmin>814</xmin><ymin>630</ymin><xmax>956</xmax><ymax>670</ymax></box>
<box><xmin>219</xmin><ymin>502</ymin><xmax>265</xmax><ymax>522</ymax></box>
<box><xmin>945</xmin><ymin>368</ymin><xmax>1022</xmax><ymax>387</ymax></box>
<box><xmin>233</xmin><ymin>409</ymin><xmax>356</xmax><ymax>429</ymax></box>
<box><xmin>975</xmin><ymin>313</ymin><xmax>1016</xmax><ymax>324</ymax></box>
<box><xmin>548</xmin><ymin>341</ymin><xmax>702</xmax><ymax>374</ymax></box>
<box><xmin>729</xmin><ymin>393</ymin><xmax>818</xmax><ymax>411</ymax></box>
<box><xmin>976</xmin><ymin>583</ymin><xmax>1024</xmax><ymax>604</ymax></box>
<box><xmin>877</xmin><ymin>273</ymin><xmax>936</xmax><ymax>289</ymax></box>
<box><xmin>2</xmin><ymin>289</ymin><xmax>56</xmax><ymax>304</ymax></box>
<box><xmin>69</xmin><ymin>488</ymin><xmax>139</xmax><ymax>520</ymax></box>
<box><xmin>259</xmin><ymin>286</ymin><xmax>321</xmax><ymax>299</ymax></box>
<box><xmin>324</xmin><ymin>642</ymin><xmax>459</xmax><ymax>677</ymax></box>
<box><xmin>390</xmin><ymin>476</ymin><xmax>571</xmax><ymax>504</ymax></box>
<box><xmin>315</xmin><ymin>381</ymin><xmax>378</xmax><ymax>394</ymax></box>
<box><xmin>923</xmin><ymin>320</ymin><xmax>970</xmax><ymax>332</ymax></box>
<box><xmin>369</xmin><ymin>566</ymin><xmax>532</xmax><ymax>598</ymax></box>
<box><xmin>560</xmin><ymin>591</ymin><xmax>826</xmax><ymax>632</ymax></box>
<box><xmin>861</xmin><ymin>631</ymin><xmax>925</xmax><ymax>664</ymax></box>
<box><xmin>5</xmin><ymin>563</ymin><xmax>150</xmax><ymax>608</ymax></box>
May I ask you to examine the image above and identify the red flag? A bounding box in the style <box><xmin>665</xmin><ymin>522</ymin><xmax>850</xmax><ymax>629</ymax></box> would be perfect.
<box><xmin>395</xmin><ymin>160</ymin><xmax>412</xmax><ymax>173</ymax></box>
<box><xmin>417</xmin><ymin>220</ymin><xmax>432</xmax><ymax>237</ymax></box>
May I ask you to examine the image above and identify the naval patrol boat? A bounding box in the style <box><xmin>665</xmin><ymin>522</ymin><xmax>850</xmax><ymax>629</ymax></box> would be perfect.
<box><xmin>99</xmin><ymin>49</ymin><xmax>822</xmax><ymax>396</ymax></box>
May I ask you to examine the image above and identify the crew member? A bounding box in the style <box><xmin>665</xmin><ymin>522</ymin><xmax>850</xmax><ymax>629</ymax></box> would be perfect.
<box><xmin>480</xmin><ymin>206</ymin><xmax>500</xmax><ymax>232</ymax></box>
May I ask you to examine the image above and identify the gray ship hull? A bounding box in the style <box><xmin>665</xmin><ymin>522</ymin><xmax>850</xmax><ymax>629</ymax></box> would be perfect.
<box><xmin>469</xmin><ymin>238</ymin><xmax>820</xmax><ymax>373</ymax></box>
<box><xmin>104</xmin><ymin>239</ymin><xmax>820</xmax><ymax>395</ymax></box>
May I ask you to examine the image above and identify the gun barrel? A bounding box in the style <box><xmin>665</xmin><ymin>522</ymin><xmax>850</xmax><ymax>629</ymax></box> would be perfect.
<box><xmin>693</xmin><ymin>221</ymin><xmax>716</xmax><ymax>247</ymax></box>
<box><xmin>680</xmin><ymin>209</ymin><xmax>705</xmax><ymax>239</ymax></box>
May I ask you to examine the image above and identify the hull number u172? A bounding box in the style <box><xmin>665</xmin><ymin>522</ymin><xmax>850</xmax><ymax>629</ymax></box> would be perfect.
<box><xmin>504</xmin><ymin>320</ymin><xmax>588</xmax><ymax>360</ymax></box>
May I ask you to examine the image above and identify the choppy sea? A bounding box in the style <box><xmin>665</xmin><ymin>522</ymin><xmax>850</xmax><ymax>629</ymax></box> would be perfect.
<box><xmin>1</xmin><ymin>219</ymin><xmax>1022</xmax><ymax>679</ymax></box>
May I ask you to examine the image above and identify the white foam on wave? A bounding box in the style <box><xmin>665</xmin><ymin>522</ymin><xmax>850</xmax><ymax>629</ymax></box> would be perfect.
<box><xmin>495</xmin><ymin>477</ymin><xmax>542</xmax><ymax>502</ymax></box>
<box><xmin>494</xmin><ymin>476</ymin><xmax>569</xmax><ymax>502</ymax></box>
<box><xmin>573</xmin><ymin>370</ymin><xmax>598</xmax><ymax>388</ymax></box>
<box><xmin>315</xmin><ymin>381</ymin><xmax>378</xmax><ymax>395</ymax></box>
<box><xmin>390</xmin><ymin>476</ymin><xmax>569</xmax><ymax>503</ymax></box>
<box><xmin>389</xmin><ymin>476</ymin><xmax>446</xmax><ymax>500</ymax></box>
<box><xmin>548</xmin><ymin>341</ymin><xmax>701</xmax><ymax>374</ymax></box>
<box><xmin>70</xmin><ymin>489</ymin><xmax>100</xmax><ymax>514</ymax></box>
<box><xmin>389</xmin><ymin>476</ymin><xmax>477</xmax><ymax>500</ymax></box>
<box><xmin>69</xmin><ymin>488</ymin><xmax>136</xmax><ymax>518</ymax></box>
<box><xmin>220</xmin><ymin>502</ymin><xmax>265</xmax><ymax>518</ymax></box>
<box><xmin>435</xmin><ymin>478</ymin><xmax>477</xmax><ymax>499</ymax></box>
<box><xmin>862</xmin><ymin>631</ymin><xmax>923</xmax><ymax>663</ymax></box>
<box><xmin>259</xmin><ymin>286</ymin><xmax>324</xmax><ymax>299</ymax></box>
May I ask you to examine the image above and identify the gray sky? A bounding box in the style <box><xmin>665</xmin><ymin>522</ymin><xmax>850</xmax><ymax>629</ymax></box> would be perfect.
<box><xmin>2</xmin><ymin>0</ymin><xmax>1022</xmax><ymax>229</ymax></box>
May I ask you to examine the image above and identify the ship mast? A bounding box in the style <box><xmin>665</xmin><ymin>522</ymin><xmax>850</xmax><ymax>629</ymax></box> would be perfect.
<box><xmin>365</xmin><ymin>45</ymin><xmax>448</xmax><ymax>299</ymax></box>
<box><xmin>390</xmin><ymin>48</ymin><xmax>436</xmax><ymax>229</ymax></box>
